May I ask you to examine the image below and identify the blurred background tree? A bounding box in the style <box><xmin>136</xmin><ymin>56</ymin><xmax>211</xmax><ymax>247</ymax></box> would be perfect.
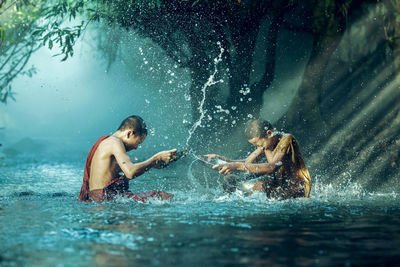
<box><xmin>0</xmin><ymin>0</ymin><xmax>43</xmax><ymax>103</ymax></box>
<box><xmin>1</xmin><ymin>0</ymin><xmax>399</xmax><ymax>189</ymax></box>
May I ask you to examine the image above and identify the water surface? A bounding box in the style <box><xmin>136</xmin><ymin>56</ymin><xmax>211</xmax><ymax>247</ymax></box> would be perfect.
<box><xmin>1</xmin><ymin>156</ymin><xmax>399</xmax><ymax>266</ymax></box>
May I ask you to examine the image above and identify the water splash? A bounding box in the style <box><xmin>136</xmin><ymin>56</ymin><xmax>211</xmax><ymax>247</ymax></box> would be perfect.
<box><xmin>187</xmin><ymin>158</ymin><xmax>208</xmax><ymax>193</ymax></box>
<box><xmin>185</xmin><ymin>42</ymin><xmax>225</xmax><ymax>149</ymax></box>
<box><xmin>182</xmin><ymin>43</ymin><xmax>225</xmax><ymax>191</ymax></box>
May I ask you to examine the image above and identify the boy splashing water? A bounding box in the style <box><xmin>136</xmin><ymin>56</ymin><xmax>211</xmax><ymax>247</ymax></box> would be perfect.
<box><xmin>78</xmin><ymin>115</ymin><xmax>176</xmax><ymax>202</ymax></box>
<box><xmin>207</xmin><ymin>119</ymin><xmax>311</xmax><ymax>199</ymax></box>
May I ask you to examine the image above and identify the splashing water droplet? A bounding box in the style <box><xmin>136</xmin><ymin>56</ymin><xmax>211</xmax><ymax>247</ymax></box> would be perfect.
<box><xmin>215</xmin><ymin>105</ymin><xmax>230</xmax><ymax>114</ymax></box>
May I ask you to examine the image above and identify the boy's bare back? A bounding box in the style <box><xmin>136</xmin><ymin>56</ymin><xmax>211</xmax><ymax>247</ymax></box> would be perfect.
<box><xmin>89</xmin><ymin>136</ymin><xmax>123</xmax><ymax>191</ymax></box>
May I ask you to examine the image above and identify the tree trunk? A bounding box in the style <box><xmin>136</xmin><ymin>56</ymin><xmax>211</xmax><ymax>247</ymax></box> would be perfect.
<box><xmin>390</xmin><ymin>0</ymin><xmax>400</xmax><ymax>74</ymax></box>
<box><xmin>227</xmin><ymin>13</ymin><xmax>283</xmax><ymax>126</ymax></box>
<box><xmin>284</xmin><ymin>33</ymin><xmax>343</xmax><ymax>126</ymax></box>
<box><xmin>226</xmin><ymin>17</ymin><xmax>261</xmax><ymax>121</ymax></box>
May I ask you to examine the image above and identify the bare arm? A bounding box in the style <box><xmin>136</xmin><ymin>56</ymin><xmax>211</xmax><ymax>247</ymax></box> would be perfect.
<box><xmin>244</xmin><ymin>147</ymin><xmax>265</xmax><ymax>164</ymax></box>
<box><xmin>112</xmin><ymin>142</ymin><xmax>177</xmax><ymax>179</ymax></box>
<box><xmin>203</xmin><ymin>147</ymin><xmax>264</xmax><ymax>163</ymax></box>
<box><xmin>201</xmin><ymin>154</ymin><xmax>237</xmax><ymax>162</ymax></box>
<box><xmin>213</xmin><ymin>151</ymin><xmax>286</xmax><ymax>176</ymax></box>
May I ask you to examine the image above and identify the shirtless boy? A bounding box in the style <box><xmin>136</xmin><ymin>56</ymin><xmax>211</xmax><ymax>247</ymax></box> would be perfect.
<box><xmin>207</xmin><ymin>119</ymin><xmax>311</xmax><ymax>199</ymax></box>
<box><xmin>78</xmin><ymin>115</ymin><xmax>176</xmax><ymax>202</ymax></box>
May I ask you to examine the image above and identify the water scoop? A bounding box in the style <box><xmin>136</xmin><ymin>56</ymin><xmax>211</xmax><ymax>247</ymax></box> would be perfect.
<box><xmin>157</xmin><ymin>148</ymin><xmax>190</xmax><ymax>168</ymax></box>
<box><xmin>191</xmin><ymin>154</ymin><xmax>227</xmax><ymax>167</ymax></box>
<box><xmin>171</xmin><ymin>149</ymin><xmax>190</xmax><ymax>162</ymax></box>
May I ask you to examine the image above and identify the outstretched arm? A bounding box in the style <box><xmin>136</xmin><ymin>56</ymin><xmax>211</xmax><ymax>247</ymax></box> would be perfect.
<box><xmin>203</xmin><ymin>147</ymin><xmax>264</xmax><ymax>163</ymax></box>
<box><xmin>213</xmin><ymin>151</ymin><xmax>285</xmax><ymax>176</ymax></box>
<box><xmin>112</xmin><ymin>142</ymin><xmax>177</xmax><ymax>179</ymax></box>
<box><xmin>201</xmin><ymin>154</ymin><xmax>236</xmax><ymax>162</ymax></box>
<box><xmin>244</xmin><ymin>147</ymin><xmax>265</xmax><ymax>163</ymax></box>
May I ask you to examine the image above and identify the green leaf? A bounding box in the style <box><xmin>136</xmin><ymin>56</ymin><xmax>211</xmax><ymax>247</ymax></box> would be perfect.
<box><xmin>192</xmin><ymin>0</ymin><xmax>200</xmax><ymax>7</ymax></box>
<box><xmin>49</xmin><ymin>39</ymin><xmax>53</xmax><ymax>49</ymax></box>
<box><xmin>31</xmin><ymin>29</ymin><xmax>43</xmax><ymax>36</ymax></box>
<box><xmin>8</xmin><ymin>91</ymin><xmax>16</xmax><ymax>102</ymax></box>
<box><xmin>2</xmin><ymin>91</ymin><xmax>8</xmax><ymax>103</ymax></box>
<box><xmin>7</xmin><ymin>39</ymin><xmax>18</xmax><ymax>44</ymax></box>
<box><xmin>0</xmin><ymin>27</ymin><xmax>5</xmax><ymax>42</ymax></box>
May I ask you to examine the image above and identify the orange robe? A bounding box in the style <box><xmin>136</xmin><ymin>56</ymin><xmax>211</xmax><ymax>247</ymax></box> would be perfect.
<box><xmin>254</xmin><ymin>134</ymin><xmax>311</xmax><ymax>198</ymax></box>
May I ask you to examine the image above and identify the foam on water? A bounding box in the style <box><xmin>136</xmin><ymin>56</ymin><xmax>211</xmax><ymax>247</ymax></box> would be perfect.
<box><xmin>56</xmin><ymin>228</ymin><xmax>139</xmax><ymax>250</ymax></box>
<box><xmin>1</xmin><ymin>155</ymin><xmax>398</xmax><ymax>205</ymax></box>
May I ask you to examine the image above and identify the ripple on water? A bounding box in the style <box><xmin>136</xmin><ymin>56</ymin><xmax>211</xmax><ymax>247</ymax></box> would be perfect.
<box><xmin>2</xmin><ymin>159</ymin><xmax>400</xmax><ymax>266</ymax></box>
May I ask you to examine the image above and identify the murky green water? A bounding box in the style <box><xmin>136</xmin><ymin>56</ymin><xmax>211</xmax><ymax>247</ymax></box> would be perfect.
<box><xmin>1</xmin><ymin>156</ymin><xmax>400</xmax><ymax>266</ymax></box>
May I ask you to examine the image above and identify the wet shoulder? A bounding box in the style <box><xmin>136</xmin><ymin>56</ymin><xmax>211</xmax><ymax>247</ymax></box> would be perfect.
<box><xmin>98</xmin><ymin>136</ymin><xmax>122</xmax><ymax>154</ymax></box>
<box><xmin>276</xmin><ymin>134</ymin><xmax>294</xmax><ymax>154</ymax></box>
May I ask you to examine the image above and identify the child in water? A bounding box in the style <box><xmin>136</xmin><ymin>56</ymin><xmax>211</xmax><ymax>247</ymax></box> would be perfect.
<box><xmin>78</xmin><ymin>115</ymin><xmax>176</xmax><ymax>202</ymax></box>
<box><xmin>205</xmin><ymin>119</ymin><xmax>311</xmax><ymax>199</ymax></box>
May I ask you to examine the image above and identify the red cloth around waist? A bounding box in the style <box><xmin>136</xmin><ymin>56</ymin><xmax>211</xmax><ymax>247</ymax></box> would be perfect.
<box><xmin>89</xmin><ymin>187</ymin><xmax>173</xmax><ymax>203</ymax></box>
<box><xmin>89</xmin><ymin>176</ymin><xmax>173</xmax><ymax>202</ymax></box>
<box><xmin>78</xmin><ymin>135</ymin><xmax>110</xmax><ymax>201</ymax></box>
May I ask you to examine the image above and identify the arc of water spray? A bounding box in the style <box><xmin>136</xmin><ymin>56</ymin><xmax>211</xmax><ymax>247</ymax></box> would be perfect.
<box><xmin>186</xmin><ymin>42</ymin><xmax>225</xmax><ymax>149</ymax></box>
<box><xmin>185</xmin><ymin>42</ymin><xmax>225</xmax><ymax>192</ymax></box>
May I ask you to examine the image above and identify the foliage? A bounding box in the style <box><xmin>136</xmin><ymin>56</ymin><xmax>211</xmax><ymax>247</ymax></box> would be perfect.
<box><xmin>28</xmin><ymin>0</ymin><xmax>280</xmax><ymax>65</ymax></box>
<box><xmin>0</xmin><ymin>0</ymin><xmax>43</xmax><ymax>103</ymax></box>
<box><xmin>0</xmin><ymin>0</ymin><xmax>380</xmax><ymax>111</ymax></box>
<box><xmin>310</xmin><ymin>0</ymin><xmax>353</xmax><ymax>35</ymax></box>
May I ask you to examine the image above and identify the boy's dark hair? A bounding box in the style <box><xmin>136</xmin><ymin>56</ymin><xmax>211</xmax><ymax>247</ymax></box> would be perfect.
<box><xmin>245</xmin><ymin>119</ymin><xmax>274</xmax><ymax>139</ymax></box>
<box><xmin>118</xmin><ymin>115</ymin><xmax>147</xmax><ymax>137</ymax></box>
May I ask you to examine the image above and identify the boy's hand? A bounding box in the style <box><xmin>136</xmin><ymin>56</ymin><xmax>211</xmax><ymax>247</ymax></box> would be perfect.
<box><xmin>202</xmin><ymin>154</ymin><xmax>221</xmax><ymax>161</ymax></box>
<box><xmin>153</xmin><ymin>149</ymin><xmax>177</xmax><ymax>168</ymax></box>
<box><xmin>212</xmin><ymin>163</ymin><xmax>239</xmax><ymax>175</ymax></box>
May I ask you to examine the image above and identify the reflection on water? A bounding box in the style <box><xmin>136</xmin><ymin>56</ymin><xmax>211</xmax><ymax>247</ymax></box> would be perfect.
<box><xmin>1</xmin><ymin>157</ymin><xmax>400</xmax><ymax>266</ymax></box>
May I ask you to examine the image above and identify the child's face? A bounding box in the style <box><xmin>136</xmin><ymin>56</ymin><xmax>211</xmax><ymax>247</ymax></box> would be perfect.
<box><xmin>248</xmin><ymin>130</ymin><xmax>274</xmax><ymax>148</ymax></box>
<box><xmin>125</xmin><ymin>133</ymin><xmax>146</xmax><ymax>151</ymax></box>
<box><xmin>248</xmin><ymin>137</ymin><xmax>268</xmax><ymax>147</ymax></box>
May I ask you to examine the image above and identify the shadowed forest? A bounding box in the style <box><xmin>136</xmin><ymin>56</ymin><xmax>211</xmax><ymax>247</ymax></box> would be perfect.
<box><xmin>1</xmin><ymin>0</ymin><xmax>399</xmax><ymax>191</ymax></box>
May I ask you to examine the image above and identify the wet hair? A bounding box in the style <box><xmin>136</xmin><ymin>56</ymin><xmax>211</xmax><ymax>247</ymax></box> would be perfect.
<box><xmin>245</xmin><ymin>119</ymin><xmax>274</xmax><ymax>139</ymax></box>
<box><xmin>117</xmin><ymin>115</ymin><xmax>147</xmax><ymax>137</ymax></box>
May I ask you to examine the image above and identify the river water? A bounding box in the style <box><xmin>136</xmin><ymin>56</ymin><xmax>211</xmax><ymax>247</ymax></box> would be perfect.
<box><xmin>1</xmin><ymin>155</ymin><xmax>400</xmax><ymax>266</ymax></box>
